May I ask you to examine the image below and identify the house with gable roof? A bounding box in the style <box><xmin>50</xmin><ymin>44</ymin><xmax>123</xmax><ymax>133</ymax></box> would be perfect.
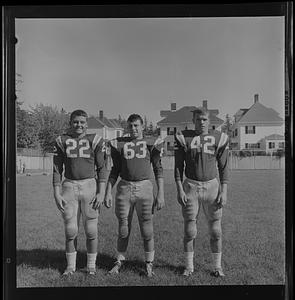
<box><xmin>157</xmin><ymin>100</ymin><xmax>224</xmax><ymax>154</ymax></box>
<box><xmin>230</xmin><ymin>94</ymin><xmax>284</xmax><ymax>152</ymax></box>
<box><xmin>87</xmin><ymin>110</ymin><xmax>124</xmax><ymax>140</ymax></box>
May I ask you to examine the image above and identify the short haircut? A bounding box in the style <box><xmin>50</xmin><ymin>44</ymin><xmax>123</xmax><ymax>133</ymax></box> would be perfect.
<box><xmin>127</xmin><ymin>114</ymin><xmax>143</xmax><ymax>124</ymax></box>
<box><xmin>192</xmin><ymin>107</ymin><xmax>209</xmax><ymax>117</ymax></box>
<box><xmin>70</xmin><ymin>109</ymin><xmax>88</xmax><ymax>121</ymax></box>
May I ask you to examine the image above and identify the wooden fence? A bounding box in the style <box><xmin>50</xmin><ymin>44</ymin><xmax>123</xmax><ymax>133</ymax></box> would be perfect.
<box><xmin>16</xmin><ymin>152</ymin><xmax>285</xmax><ymax>173</ymax></box>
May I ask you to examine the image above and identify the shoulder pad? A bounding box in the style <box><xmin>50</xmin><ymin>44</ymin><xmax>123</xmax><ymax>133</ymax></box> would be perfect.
<box><xmin>175</xmin><ymin>131</ymin><xmax>186</xmax><ymax>147</ymax></box>
<box><xmin>217</xmin><ymin>132</ymin><xmax>229</xmax><ymax>150</ymax></box>
<box><xmin>153</xmin><ymin>136</ymin><xmax>164</xmax><ymax>146</ymax></box>
<box><xmin>55</xmin><ymin>135</ymin><xmax>65</xmax><ymax>152</ymax></box>
<box><xmin>91</xmin><ymin>134</ymin><xmax>103</xmax><ymax>150</ymax></box>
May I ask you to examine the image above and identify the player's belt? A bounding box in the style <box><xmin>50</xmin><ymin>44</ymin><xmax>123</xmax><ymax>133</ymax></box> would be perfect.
<box><xmin>185</xmin><ymin>177</ymin><xmax>217</xmax><ymax>184</ymax></box>
<box><xmin>64</xmin><ymin>177</ymin><xmax>96</xmax><ymax>184</ymax></box>
<box><xmin>120</xmin><ymin>178</ymin><xmax>152</xmax><ymax>184</ymax></box>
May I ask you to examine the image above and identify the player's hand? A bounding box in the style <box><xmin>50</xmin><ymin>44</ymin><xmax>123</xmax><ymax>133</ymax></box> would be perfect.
<box><xmin>90</xmin><ymin>193</ymin><xmax>104</xmax><ymax>210</ymax></box>
<box><xmin>54</xmin><ymin>194</ymin><xmax>67</xmax><ymax>213</ymax></box>
<box><xmin>215</xmin><ymin>191</ymin><xmax>227</xmax><ymax>209</ymax></box>
<box><xmin>153</xmin><ymin>194</ymin><xmax>165</xmax><ymax>212</ymax></box>
<box><xmin>104</xmin><ymin>192</ymin><xmax>112</xmax><ymax>209</ymax></box>
<box><xmin>177</xmin><ymin>190</ymin><xmax>187</xmax><ymax>207</ymax></box>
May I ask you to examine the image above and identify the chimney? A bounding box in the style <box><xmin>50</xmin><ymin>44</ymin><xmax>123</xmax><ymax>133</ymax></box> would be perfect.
<box><xmin>202</xmin><ymin>100</ymin><xmax>208</xmax><ymax>110</ymax></box>
<box><xmin>254</xmin><ymin>94</ymin><xmax>259</xmax><ymax>103</ymax></box>
<box><xmin>171</xmin><ymin>103</ymin><xmax>176</xmax><ymax>111</ymax></box>
<box><xmin>99</xmin><ymin>110</ymin><xmax>104</xmax><ymax>120</ymax></box>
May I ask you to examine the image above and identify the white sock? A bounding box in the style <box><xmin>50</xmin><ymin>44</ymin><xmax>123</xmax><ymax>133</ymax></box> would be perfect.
<box><xmin>145</xmin><ymin>251</ymin><xmax>155</xmax><ymax>263</ymax></box>
<box><xmin>185</xmin><ymin>251</ymin><xmax>194</xmax><ymax>271</ymax></box>
<box><xmin>117</xmin><ymin>252</ymin><xmax>126</xmax><ymax>262</ymax></box>
<box><xmin>87</xmin><ymin>252</ymin><xmax>97</xmax><ymax>270</ymax></box>
<box><xmin>211</xmin><ymin>252</ymin><xmax>222</xmax><ymax>269</ymax></box>
<box><xmin>66</xmin><ymin>251</ymin><xmax>77</xmax><ymax>271</ymax></box>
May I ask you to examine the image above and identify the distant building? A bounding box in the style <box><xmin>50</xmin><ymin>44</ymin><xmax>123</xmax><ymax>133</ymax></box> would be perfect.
<box><xmin>230</xmin><ymin>94</ymin><xmax>284</xmax><ymax>151</ymax></box>
<box><xmin>87</xmin><ymin>110</ymin><xmax>124</xmax><ymax>140</ymax></box>
<box><xmin>157</xmin><ymin>100</ymin><xmax>224</xmax><ymax>154</ymax></box>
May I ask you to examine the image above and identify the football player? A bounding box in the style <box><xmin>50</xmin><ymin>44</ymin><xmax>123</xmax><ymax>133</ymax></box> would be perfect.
<box><xmin>53</xmin><ymin>109</ymin><xmax>107</xmax><ymax>276</ymax></box>
<box><xmin>174</xmin><ymin>107</ymin><xmax>229</xmax><ymax>277</ymax></box>
<box><xmin>104</xmin><ymin>114</ymin><xmax>165</xmax><ymax>277</ymax></box>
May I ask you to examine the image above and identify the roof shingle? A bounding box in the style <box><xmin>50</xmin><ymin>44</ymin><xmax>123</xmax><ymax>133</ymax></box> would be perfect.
<box><xmin>157</xmin><ymin>106</ymin><xmax>223</xmax><ymax>125</ymax></box>
<box><xmin>238</xmin><ymin>102</ymin><xmax>283</xmax><ymax>124</ymax></box>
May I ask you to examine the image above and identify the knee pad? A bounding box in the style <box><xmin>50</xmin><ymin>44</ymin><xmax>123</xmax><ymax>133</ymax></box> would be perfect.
<box><xmin>141</xmin><ymin>220</ymin><xmax>154</xmax><ymax>241</ymax></box>
<box><xmin>65</xmin><ymin>222</ymin><xmax>78</xmax><ymax>240</ymax></box>
<box><xmin>118</xmin><ymin>219</ymin><xmax>129</xmax><ymax>239</ymax></box>
<box><xmin>209</xmin><ymin>221</ymin><xmax>222</xmax><ymax>241</ymax></box>
<box><xmin>184</xmin><ymin>220</ymin><xmax>197</xmax><ymax>240</ymax></box>
<box><xmin>84</xmin><ymin>219</ymin><xmax>98</xmax><ymax>240</ymax></box>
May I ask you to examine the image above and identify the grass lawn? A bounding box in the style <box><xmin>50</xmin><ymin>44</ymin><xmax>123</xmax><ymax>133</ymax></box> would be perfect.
<box><xmin>16</xmin><ymin>169</ymin><xmax>285</xmax><ymax>287</ymax></box>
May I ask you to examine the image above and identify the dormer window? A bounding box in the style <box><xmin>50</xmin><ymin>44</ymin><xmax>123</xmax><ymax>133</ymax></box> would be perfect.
<box><xmin>245</xmin><ymin>126</ymin><xmax>255</xmax><ymax>134</ymax></box>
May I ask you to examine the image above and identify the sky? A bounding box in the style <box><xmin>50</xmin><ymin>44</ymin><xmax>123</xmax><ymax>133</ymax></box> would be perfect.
<box><xmin>15</xmin><ymin>17</ymin><xmax>285</xmax><ymax>125</ymax></box>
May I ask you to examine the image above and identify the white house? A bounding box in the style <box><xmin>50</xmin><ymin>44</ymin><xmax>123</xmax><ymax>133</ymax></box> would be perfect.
<box><xmin>261</xmin><ymin>134</ymin><xmax>285</xmax><ymax>153</ymax></box>
<box><xmin>157</xmin><ymin>101</ymin><xmax>224</xmax><ymax>154</ymax></box>
<box><xmin>230</xmin><ymin>94</ymin><xmax>284</xmax><ymax>151</ymax></box>
<box><xmin>87</xmin><ymin>110</ymin><xmax>124</xmax><ymax>140</ymax></box>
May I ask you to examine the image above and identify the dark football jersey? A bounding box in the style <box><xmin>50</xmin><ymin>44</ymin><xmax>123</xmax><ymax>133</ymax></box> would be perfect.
<box><xmin>53</xmin><ymin>132</ymin><xmax>107</xmax><ymax>186</ymax></box>
<box><xmin>174</xmin><ymin>129</ymin><xmax>229</xmax><ymax>183</ymax></box>
<box><xmin>108</xmin><ymin>136</ymin><xmax>164</xmax><ymax>183</ymax></box>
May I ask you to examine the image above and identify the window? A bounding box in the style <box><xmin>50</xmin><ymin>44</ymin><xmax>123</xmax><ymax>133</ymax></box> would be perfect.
<box><xmin>245</xmin><ymin>126</ymin><xmax>255</xmax><ymax>134</ymax></box>
<box><xmin>269</xmin><ymin>142</ymin><xmax>275</xmax><ymax>149</ymax></box>
<box><xmin>116</xmin><ymin>130</ymin><xmax>121</xmax><ymax>137</ymax></box>
<box><xmin>212</xmin><ymin>125</ymin><xmax>215</xmax><ymax>130</ymax></box>
<box><xmin>278</xmin><ymin>142</ymin><xmax>285</xmax><ymax>149</ymax></box>
<box><xmin>245</xmin><ymin>143</ymin><xmax>260</xmax><ymax>149</ymax></box>
<box><xmin>232</xmin><ymin>128</ymin><xmax>238</xmax><ymax>137</ymax></box>
<box><xmin>167</xmin><ymin>127</ymin><xmax>175</xmax><ymax>135</ymax></box>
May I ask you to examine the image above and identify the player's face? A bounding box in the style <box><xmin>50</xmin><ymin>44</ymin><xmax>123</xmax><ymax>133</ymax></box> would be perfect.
<box><xmin>193</xmin><ymin>113</ymin><xmax>209</xmax><ymax>134</ymax></box>
<box><xmin>70</xmin><ymin>115</ymin><xmax>87</xmax><ymax>136</ymax></box>
<box><xmin>127</xmin><ymin>119</ymin><xmax>143</xmax><ymax>139</ymax></box>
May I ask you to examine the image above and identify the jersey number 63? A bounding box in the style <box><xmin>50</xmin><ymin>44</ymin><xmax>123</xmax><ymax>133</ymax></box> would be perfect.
<box><xmin>123</xmin><ymin>141</ymin><xmax>147</xmax><ymax>159</ymax></box>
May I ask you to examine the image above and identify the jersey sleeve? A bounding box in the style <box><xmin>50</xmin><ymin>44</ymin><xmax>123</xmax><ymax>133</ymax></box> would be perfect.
<box><xmin>93</xmin><ymin>135</ymin><xmax>107</xmax><ymax>183</ymax></box>
<box><xmin>108</xmin><ymin>140</ymin><xmax>121</xmax><ymax>185</ymax></box>
<box><xmin>150</xmin><ymin>137</ymin><xmax>164</xmax><ymax>179</ymax></box>
<box><xmin>216</xmin><ymin>132</ymin><xmax>229</xmax><ymax>184</ymax></box>
<box><xmin>52</xmin><ymin>136</ymin><xmax>64</xmax><ymax>186</ymax></box>
<box><xmin>174</xmin><ymin>132</ymin><xmax>186</xmax><ymax>182</ymax></box>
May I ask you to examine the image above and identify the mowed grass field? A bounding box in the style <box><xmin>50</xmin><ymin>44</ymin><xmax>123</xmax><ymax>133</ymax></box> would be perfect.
<box><xmin>16</xmin><ymin>169</ymin><xmax>285</xmax><ymax>287</ymax></box>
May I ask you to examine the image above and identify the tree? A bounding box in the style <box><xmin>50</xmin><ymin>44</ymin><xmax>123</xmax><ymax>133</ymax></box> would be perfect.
<box><xmin>147</xmin><ymin>122</ymin><xmax>154</xmax><ymax>136</ymax></box>
<box><xmin>31</xmin><ymin>104</ymin><xmax>69</xmax><ymax>153</ymax></box>
<box><xmin>16</xmin><ymin>101</ymin><xmax>40</xmax><ymax>148</ymax></box>
<box><xmin>221</xmin><ymin>114</ymin><xmax>233</xmax><ymax>135</ymax></box>
<box><xmin>144</xmin><ymin>115</ymin><xmax>148</xmax><ymax>129</ymax></box>
<box><xmin>15</xmin><ymin>74</ymin><xmax>40</xmax><ymax>148</ymax></box>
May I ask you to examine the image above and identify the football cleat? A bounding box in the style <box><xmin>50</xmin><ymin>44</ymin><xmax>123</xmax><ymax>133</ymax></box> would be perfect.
<box><xmin>108</xmin><ymin>260</ymin><xmax>123</xmax><ymax>275</ymax></box>
<box><xmin>182</xmin><ymin>268</ymin><xmax>194</xmax><ymax>277</ymax></box>
<box><xmin>87</xmin><ymin>267</ymin><xmax>97</xmax><ymax>275</ymax></box>
<box><xmin>210</xmin><ymin>268</ymin><xmax>225</xmax><ymax>277</ymax></box>
<box><xmin>145</xmin><ymin>262</ymin><xmax>155</xmax><ymax>278</ymax></box>
<box><xmin>62</xmin><ymin>267</ymin><xmax>75</xmax><ymax>276</ymax></box>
